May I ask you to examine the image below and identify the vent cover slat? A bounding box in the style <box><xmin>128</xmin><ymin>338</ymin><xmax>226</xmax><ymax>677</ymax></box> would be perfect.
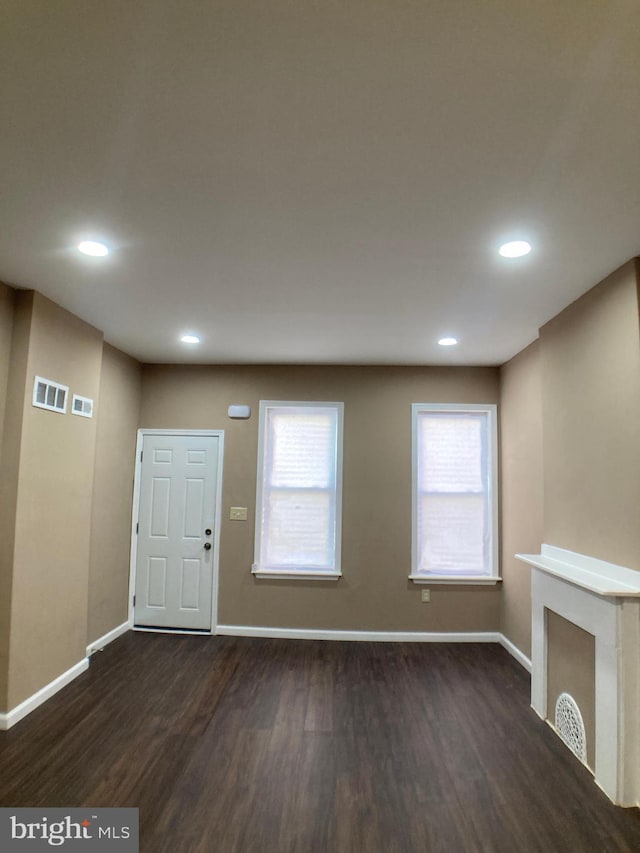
<box><xmin>555</xmin><ymin>692</ymin><xmax>587</xmax><ymax>764</ymax></box>
<box><xmin>32</xmin><ymin>376</ymin><xmax>68</xmax><ymax>414</ymax></box>
<box><xmin>71</xmin><ymin>394</ymin><xmax>94</xmax><ymax>418</ymax></box>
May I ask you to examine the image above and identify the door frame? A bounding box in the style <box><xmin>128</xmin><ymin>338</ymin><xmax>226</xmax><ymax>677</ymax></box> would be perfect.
<box><xmin>128</xmin><ymin>429</ymin><xmax>225</xmax><ymax>635</ymax></box>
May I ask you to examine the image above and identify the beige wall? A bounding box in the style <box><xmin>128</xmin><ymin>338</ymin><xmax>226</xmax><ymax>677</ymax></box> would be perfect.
<box><xmin>0</xmin><ymin>283</ymin><xmax>17</xmax><ymax>709</ymax></box>
<box><xmin>5</xmin><ymin>293</ymin><xmax>103</xmax><ymax>709</ymax></box>
<box><xmin>0</xmin><ymin>283</ymin><xmax>15</xmax><ymax>452</ymax></box>
<box><xmin>531</xmin><ymin>258</ymin><xmax>639</xmax><ymax>770</ymax></box>
<box><xmin>0</xmin><ymin>290</ymin><xmax>32</xmax><ymax>710</ymax></box>
<box><xmin>540</xmin><ymin>259</ymin><xmax>640</xmax><ymax>570</ymax></box>
<box><xmin>499</xmin><ymin>341</ymin><xmax>543</xmax><ymax>658</ymax></box>
<box><xmin>88</xmin><ymin>344</ymin><xmax>141</xmax><ymax>644</ymax></box>
<box><xmin>140</xmin><ymin>364</ymin><xmax>502</xmax><ymax>632</ymax></box>
<box><xmin>547</xmin><ymin>610</ymin><xmax>595</xmax><ymax>770</ymax></box>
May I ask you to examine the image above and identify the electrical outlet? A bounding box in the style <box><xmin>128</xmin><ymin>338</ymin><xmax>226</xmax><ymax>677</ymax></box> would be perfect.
<box><xmin>421</xmin><ymin>589</ymin><xmax>431</xmax><ymax>603</ymax></box>
<box><xmin>230</xmin><ymin>506</ymin><xmax>248</xmax><ymax>521</ymax></box>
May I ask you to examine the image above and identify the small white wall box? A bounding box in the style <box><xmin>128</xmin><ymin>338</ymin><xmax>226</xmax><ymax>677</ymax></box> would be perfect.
<box><xmin>71</xmin><ymin>394</ymin><xmax>94</xmax><ymax>418</ymax></box>
<box><xmin>33</xmin><ymin>376</ymin><xmax>69</xmax><ymax>414</ymax></box>
<box><xmin>228</xmin><ymin>405</ymin><xmax>251</xmax><ymax>419</ymax></box>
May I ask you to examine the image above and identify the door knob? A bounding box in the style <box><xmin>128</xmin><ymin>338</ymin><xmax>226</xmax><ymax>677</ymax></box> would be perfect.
<box><xmin>204</xmin><ymin>542</ymin><xmax>212</xmax><ymax>550</ymax></box>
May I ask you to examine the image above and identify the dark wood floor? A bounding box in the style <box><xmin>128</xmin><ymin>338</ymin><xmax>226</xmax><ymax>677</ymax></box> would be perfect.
<box><xmin>1</xmin><ymin>634</ymin><xmax>639</xmax><ymax>852</ymax></box>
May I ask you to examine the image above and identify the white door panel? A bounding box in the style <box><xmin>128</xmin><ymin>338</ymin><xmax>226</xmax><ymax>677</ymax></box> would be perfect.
<box><xmin>134</xmin><ymin>433</ymin><xmax>221</xmax><ymax>630</ymax></box>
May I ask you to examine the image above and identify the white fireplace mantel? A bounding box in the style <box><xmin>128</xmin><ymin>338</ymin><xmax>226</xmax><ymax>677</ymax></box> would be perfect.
<box><xmin>517</xmin><ymin>544</ymin><xmax>640</xmax><ymax>597</ymax></box>
<box><xmin>516</xmin><ymin>545</ymin><xmax>640</xmax><ymax>807</ymax></box>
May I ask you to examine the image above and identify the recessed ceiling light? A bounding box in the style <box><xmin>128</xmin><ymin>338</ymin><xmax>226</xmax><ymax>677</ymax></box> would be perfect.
<box><xmin>77</xmin><ymin>240</ymin><xmax>109</xmax><ymax>257</ymax></box>
<box><xmin>498</xmin><ymin>240</ymin><xmax>531</xmax><ymax>258</ymax></box>
<box><xmin>180</xmin><ymin>334</ymin><xmax>200</xmax><ymax>344</ymax></box>
<box><xmin>438</xmin><ymin>337</ymin><xmax>458</xmax><ymax>346</ymax></box>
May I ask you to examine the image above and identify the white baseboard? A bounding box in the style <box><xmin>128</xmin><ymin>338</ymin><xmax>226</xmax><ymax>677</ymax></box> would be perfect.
<box><xmin>217</xmin><ymin>624</ymin><xmax>499</xmax><ymax>644</ymax></box>
<box><xmin>217</xmin><ymin>625</ymin><xmax>531</xmax><ymax>672</ymax></box>
<box><xmin>86</xmin><ymin>620</ymin><xmax>130</xmax><ymax>657</ymax></box>
<box><xmin>0</xmin><ymin>658</ymin><xmax>89</xmax><ymax>731</ymax></box>
<box><xmin>217</xmin><ymin>624</ymin><xmax>502</xmax><ymax>643</ymax></box>
<box><xmin>499</xmin><ymin>634</ymin><xmax>532</xmax><ymax>672</ymax></box>
<box><xmin>133</xmin><ymin>626</ymin><xmax>210</xmax><ymax>637</ymax></box>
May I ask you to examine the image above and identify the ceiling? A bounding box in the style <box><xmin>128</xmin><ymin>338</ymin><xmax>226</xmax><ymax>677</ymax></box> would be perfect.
<box><xmin>1</xmin><ymin>0</ymin><xmax>639</xmax><ymax>366</ymax></box>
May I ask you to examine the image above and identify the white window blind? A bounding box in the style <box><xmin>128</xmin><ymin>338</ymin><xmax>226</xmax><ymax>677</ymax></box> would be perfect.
<box><xmin>253</xmin><ymin>402</ymin><xmax>344</xmax><ymax>578</ymax></box>
<box><xmin>411</xmin><ymin>404</ymin><xmax>498</xmax><ymax>581</ymax></box>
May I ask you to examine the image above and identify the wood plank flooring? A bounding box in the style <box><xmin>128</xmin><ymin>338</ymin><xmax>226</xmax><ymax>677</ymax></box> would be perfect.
<box><xmin>1</xmin><ymin>633</ymin><xmax>639</xmax><ymax>852</ymax></box>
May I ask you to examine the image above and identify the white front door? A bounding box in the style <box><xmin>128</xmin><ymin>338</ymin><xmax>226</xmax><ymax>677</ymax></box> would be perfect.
<box><xmin>133</xmin><ymin>432</ymin><xmax>222</xmax><ymax>630</ymax></box>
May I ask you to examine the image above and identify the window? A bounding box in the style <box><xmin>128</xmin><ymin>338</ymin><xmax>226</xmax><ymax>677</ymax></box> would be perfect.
<box><xmin>411</xmin><ymin>403</ymin><xmax>498</xmax><ymax>584</ymax></box>
<box><xmin>253</xmin><ymin>401</ymin><xmax>344</xmax><ymax>579</ymax></box>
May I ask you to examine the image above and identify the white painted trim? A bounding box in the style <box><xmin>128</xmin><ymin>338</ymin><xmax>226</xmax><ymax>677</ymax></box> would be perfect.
<box><xmin>32</xmin><ymin>375</ymin><xmax>69</xmax><ymax>414</ymax></box>
<box><xmin>542</xmin><ymin>544</ymin><xmax>639</xmax><ymax>579</ymax></box>
<box><xmin>217</xmin><ymin>625</ymin><xmax>503</xmax><ymax>644</ymax></box>
<box><xmin>129</xmin><ymin>429</ymin><xmax>225</xmax><ymax>634</ymax></box>
<box><xmin>409</xmin><ymin>575</ymin><xmax>502</xmax><ymax>585</ymax></box>
<box><xmin>0</xmin><ymin>658</ymin><xmax>89</xmax><ymax>730</ymax></box>
<box><xmin>210</xmin><ymin>432</ymin><xmax>225</xmax><ymax>631</ymax></box>
<box><xmin>499</xmin><ymin>634</ymin><xmax>531</xmax><ymax>672</ymax></box>
<box><xmin>133</xmin><ymin>626</ymin><xmax>211</xmax><ymax>637</ymax></box>
<box><xmin>253</xmin><ymin>401</ymin><xmax>344</xmax><ymax>576</ymax></box>
<box><xmin>134</xmin><ymin>429</ymin><xmax>226</xmax><ymax>436</ymax></box>
<box><xmin>86</xmin><ymin>621</ymin><xmax>130</xmax><ymax>657</ymax></box>
<box><xmin>529</xmin><ymin>557</ymin><xmax>640</xmax><ymax>806</ymax></box>
<box><xmin>127</xmin><ymin>430</ymin><xmax>144</xmax><ymax>628</ymax></box>
<box><xmin>71</xmin><ymin>393</ymin><xmax>94</xmax><ymax>418</ymax></box>
<box><xmin>517</xmin><ymin>545</ymin><xmax>640</xmax><ymax>597</ymax></box>
<box><xmin>252</xmin><ymin>570</ymin><xmax>342</xmax><ymax>581</ymax></box>
<box><xmin>217</xmin><ymin>625</ymin><xmax>531</xmax><ymax>672</ymax></box>
<box><xmin>411</xmin><ymin>403</ymin><xmax>499</xmax><ymax>580</ymax></box>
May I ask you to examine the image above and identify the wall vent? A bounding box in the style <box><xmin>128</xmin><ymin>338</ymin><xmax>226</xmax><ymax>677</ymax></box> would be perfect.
<box><xmin>71</xmin><ymin>394</ymin><xmax>94</xmax><ymax>418</ymax></box>
<box><xmin>555</xmin><ymin>692</ymin><xmax>587</xmax><ymax>764</ymax></box>
<box><xmin>32</xmin><ymin>376</ymin><xmax>68</xmax><ymax>414</ymax></box>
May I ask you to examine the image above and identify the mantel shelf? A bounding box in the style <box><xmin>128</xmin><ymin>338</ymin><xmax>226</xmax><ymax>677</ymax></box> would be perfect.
<box><xmin>516</xmin><ymin>545</ymin><xmax>640</xmax><ymax>598</ymax></box>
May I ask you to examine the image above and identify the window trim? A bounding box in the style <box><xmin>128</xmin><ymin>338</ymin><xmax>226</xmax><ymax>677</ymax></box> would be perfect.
<box><xmin>252</xmin><ymin>400</ymin><xmax>344</xmax><ymax>580</ymax></box>
<box><xmin>409</xmin><ymin>402</ymin><xmax>500</xmax><ymax>585</ymax></box>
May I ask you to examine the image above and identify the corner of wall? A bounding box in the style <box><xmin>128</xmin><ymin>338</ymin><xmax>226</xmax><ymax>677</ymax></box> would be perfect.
<box><xmin>0</xmin><ymin>288</ymin><xmax>33</xmax><ymax>712</ymax></box>
<box><xmin>87</xmin><ymin>343</ymin><xmax>142</xmax><ymax>646</ymax></box>
<box><xmin>498</xmin><ymin>339</ymin><xmax>543</xmax><ymax>660</ymax></box>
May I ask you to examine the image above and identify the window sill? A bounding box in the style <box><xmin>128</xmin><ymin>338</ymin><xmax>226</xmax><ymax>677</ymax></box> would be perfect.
<box><xmin>408</xmin><ymin>575</ymin><xmax>502</xmax><ymax>586</ymax></box>
<box><xmin>252</xmin><ymin>569</ymin><xmax>342</xmax><ymax>581</ymax></box>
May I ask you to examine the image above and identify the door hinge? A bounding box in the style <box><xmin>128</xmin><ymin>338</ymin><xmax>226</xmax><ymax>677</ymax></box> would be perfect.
<box><xmin>136</xmin><ymin>522</ymin><xmax>139</xmax><ymax>534</ymax></box>
<box><xmin>140</xmin><ymin>450</ymin><xmax>143</xmax><ymax>462</ymax></box>
<box><xmin>133</xmin><ymin>595</ymin><xmax>136</xmax><ymax>607</ymax></box>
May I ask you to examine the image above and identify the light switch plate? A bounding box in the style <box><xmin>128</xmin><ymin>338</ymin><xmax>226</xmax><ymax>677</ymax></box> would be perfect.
<box><xmin>230</xmin><ymin>506</ymin><xmax>248</xmax><ymax>521</ymax></box>
<box><xmin>421</xmin><ymin>589</ymin><xmax>431</xmax><ymax>603</ymax></box>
